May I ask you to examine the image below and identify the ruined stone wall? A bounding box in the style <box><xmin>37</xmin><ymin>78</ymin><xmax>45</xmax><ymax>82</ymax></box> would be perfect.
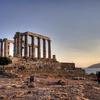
<box><xmin>60</xmin><ymin>63</ymin><xmax>75</xmax><ymax>70</ymax></box>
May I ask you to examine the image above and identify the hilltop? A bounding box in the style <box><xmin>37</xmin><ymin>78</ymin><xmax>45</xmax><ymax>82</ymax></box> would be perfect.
<box><xmin>87</xmin><ymin>63</ymin><xmax>100</xmax><ymax>68</ymax></box>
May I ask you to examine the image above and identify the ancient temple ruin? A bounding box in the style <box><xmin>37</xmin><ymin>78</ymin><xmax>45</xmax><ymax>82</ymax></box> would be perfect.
<box><xmin>0</xmin><ymin>31</ymin><xmax>76</xmax><ymax>72</ymax></box>
<box><xmin>0</xmin><ymin>32</ymin><xmax>52</xmax><ymax>59</ymax></box>
<box><xmin>0</xmin><ymin>38</ymin><xmax>13</xmax><ymax>57</ymax></box>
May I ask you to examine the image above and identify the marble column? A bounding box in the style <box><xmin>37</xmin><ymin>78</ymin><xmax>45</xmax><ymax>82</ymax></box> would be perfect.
<box><xmin>14</xmin><ymin>32</ymin><xmax>22</xmax><ymax>57</ymax></box>
<box><xmin>4</xmin><ymin>39</ymin><xmax>9</xmax><ymax>57</ymax></box>
<box><xmin>43</xmin><ymin>39</ymin><xmax>46</xmax><ymax>58</ymax></box>
<box><xmin>0</xmin><ymin>41</ymin><xmax>1</xmax><ymax>56</ymax></box>
<box><xmin>48</xmin><ymin>39</ymin><xmax>51</xmax><ymax>59</ymax></box>
<box><xmin>37</xmin><ymin>37</ymin><xmax>41</xmax><ymax>59</ymax></box>
<box><xmin>29</xmin><ymin>45</ymin><xmax>32</xmax><ymax>58</ymax></box>
<box><xmin>8</xmin><ymin>42</ymin><xmax>10</xmax><ymax>56</ymax></box>
<box><xmin>17</xmin><ymin>33</ymin><xmax>22</xmax><ymax>57</ymax></box>
<box><xmin>1</xmin><ymin>40</ymin><xmax>3</xmax><ymax>57</ymax></box>
<box><xmin>0</xmin><ymin>40</ymin><xmax>3</xmax><ymax>57</ymax></box>
<box><xmin>31</xmin><ymin>36</ymin><xmax>35</xmax><ymax>58</ymax></box>
<box><xmin>16</xmin><ymin>37</ymin><xmax>19</xmax><ymax>57</ymax></box>
<box><xmin>24</xmin><ymin>34</ymin><xmax>28</xmax><ymax>58</ymax></box>
<box><xmin>14</xmin><ymin>37</ymin><xmax>17</xmax><ymax>57</ymax></box>
<box><xmin>20</xmin><ymin>35</ymin><xmax>23</xmax><ymax>57</ymax></box>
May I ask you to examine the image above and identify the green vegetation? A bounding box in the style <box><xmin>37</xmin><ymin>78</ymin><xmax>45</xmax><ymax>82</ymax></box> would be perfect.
<box><xmin>0</xmin><ymin>57</ymin><xmax>12</xmax><ymax>66</ymax></box>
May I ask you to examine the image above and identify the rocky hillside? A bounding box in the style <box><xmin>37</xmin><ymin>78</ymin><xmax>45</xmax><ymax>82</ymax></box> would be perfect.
<box><xmin>88</xmin><ymin>63</ymin><xmax>100</xmax><ymax>68</ymax></box>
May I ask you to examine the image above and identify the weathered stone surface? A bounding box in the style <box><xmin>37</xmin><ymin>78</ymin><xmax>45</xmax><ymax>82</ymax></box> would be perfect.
<box><xmin>0</xmin><ymin>68</ymin><xmax>99</xmax><ymax>100</ymax></box>
<box><xmin>0</xmin><ymin>32</ymin><xmax>52</xmax><ymax>60</ymax></box>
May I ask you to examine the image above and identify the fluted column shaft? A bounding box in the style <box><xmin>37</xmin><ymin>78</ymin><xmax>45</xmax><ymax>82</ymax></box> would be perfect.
<box><xmin>48</xmin><ymin>40</ymin><xmax>51</xmax><ymax>59</ymax></box>
<box><xmin>37</xmin><ymin>37</ymin><xmax>41</xmax><ymax>59</ymax></box>
<box><xmin>4</xmin><ymin>39</ymin><xmax>9</xmax><ymax>57</ymax></box>
<box><xmin>0</xmin><ymin>41</ymin><xmax>1</xmax><ymax>56</ymax></box>
<box><xmin>29</xmin><ymin>45</ymin><xmax>32</xmax><ymax>57</ymax></box>
<box><xmin>20</xmin><ymin>35</ymin><xmax>23</xmax><ymax>57</ymax></box>
<box><xmin>14</xmin><ymin>32</ymin><xmax>22</xmax><ymax>57</ymax></box>
<box><xmin>17</xmin><ymin>36</ymin><xmax>21</xmax><ymax>57</ymax></box>
<box><xmin>1</xmin><ymin>41</ymin><xmax>3</xmax><ymax>57</ymax></box>
<box><xmin>43</xmin><ymin>39</ymin><xmax>46</xmax><ymax>58</ymax></box>
<box><xmin>0</xmin><ymin>40</ymin><xmax>3</xmax><ymax>57</ymax></box>
<box><xmin>14</xmin><ymin>37</ymin><xmax>17</xmax><ymax>57</ymax></box>
<box><xmin>24</xmin><ymin>34</ymin><xmax>28</xmax><ymax>58</ymax></box>
<box><xmin>31</xmin><ymin>36</ymin><xmax>35</xmax><ymax>58</ymax></box>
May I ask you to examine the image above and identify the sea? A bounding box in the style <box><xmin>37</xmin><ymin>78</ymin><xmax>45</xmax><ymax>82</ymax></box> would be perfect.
<box><xmin>85</xmin><ymin>68</ymin><xmax>100</xmax><ymax>74</ymax></box>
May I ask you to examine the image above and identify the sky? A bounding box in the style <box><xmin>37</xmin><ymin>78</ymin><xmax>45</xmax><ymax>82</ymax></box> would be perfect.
<box><xmin>0</xmin><ymin>0</ymin><xmax>100</xmax><ymax>67</ymax></box>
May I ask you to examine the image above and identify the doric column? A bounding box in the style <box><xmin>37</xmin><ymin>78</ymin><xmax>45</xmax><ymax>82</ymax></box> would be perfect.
<box><xmin>14</xmin><ymin>32</ymin><xmax>22</xmax><ymax>57</ymax></box>
<box><xmin>1</xmin><ymin>40</ymin><xmax>3</xmax><ymax>57</ymax></box>
<box><xmin>0</xmin><ymin>39</ymin><xmax>3</xmax><ymax>57</ymax></box>
<box><xmin>3</xmin><ymin>38</ymin><xmax>9</xmax><ymax>57</ymax></box>
<box><xmin>37</xmin><ymin>37</ymin><xmax>41</xmax><ymax>59</ymax></box>
<box><xmin>14</xmin><ymin>37</ymin><xmax>17</xmax><ymax>57</ymax></box>
<box><xmin>24</xmin><ymin>34</ymin><xmax>28</xmax><ymax>58</ymax></box>
<box><xmin>17</xmin><ymin>34</ymin><xmax>21</xmax><ymax>57</ymax></box>
<box><xmin>7</xmin><ymin>42</ymin><xmax>10</xmax><ymax>56</ymax></box>
<box><xmin>20</xmin><ymin>35</ymin><xmax>23</xmax><ymax>57</ymax></box>
<box><xmin>13</xmin><ymin>38</ymin><xmax>15</xmax><ymax>57</ymax></box>
<box><xmin>43</xmin><ymin>39</ymin><xmax>46</xmax><ymax>58</ymax></box>
<box><xmin>48</xmin><ymin>39</ymin><xmax>51</xmax><ymax>59</ymax></box>
<box><xmin>31</xmin><ymin>36</ymin><xmax>35</xmax><ymax>58</ymax></box>
<box><xmin>0</xmin><ymin>40</ymin><xmax>1</xmax><ymax>56</ymax></box>
<box><xmin>3</xmin><ymin>39</ymin><xmax>6</xmax><ymax>57</ymax></box>
<box><xmin>29</xmin><ymin>45</ymin><xmax>32</xmax><ymax>58</ymax></box>
<box><xmin>17</xmin><ymin>33</ymin><xmax>21</xmax><ymax>57</ymax></box>
<box><xmin>29</xmin><ymin>45</ymin><xmax>31</xmax><ymax>57</ymax></box>
<box><xmin>0</xmin><ymin>41</ymin><xmax>1</xmax><ymax>56</ymax></box>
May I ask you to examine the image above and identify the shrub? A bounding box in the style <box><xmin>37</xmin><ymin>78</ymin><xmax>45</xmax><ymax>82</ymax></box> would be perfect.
<box><xmin>0</xmin><ymin>57</ymin><xmax>12</xmax><ymax>66</ymax></box>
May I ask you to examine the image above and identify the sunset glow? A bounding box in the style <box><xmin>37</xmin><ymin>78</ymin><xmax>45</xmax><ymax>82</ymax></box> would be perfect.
<box><xmin>0</xmin><ymin>0</ymin><xmax>100</xmax><ymax>67</ymax></box>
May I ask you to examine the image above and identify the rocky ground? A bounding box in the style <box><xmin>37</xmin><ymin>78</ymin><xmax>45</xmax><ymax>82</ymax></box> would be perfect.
<box><xmin>0</xmin><ymin>74</ymin><xmax>100</xmax><ymax>100</ymax></box>
<box><xmin>0</xmin><ymin>58</ymin><xmax>99</xmax><ymax>100</ymax></box>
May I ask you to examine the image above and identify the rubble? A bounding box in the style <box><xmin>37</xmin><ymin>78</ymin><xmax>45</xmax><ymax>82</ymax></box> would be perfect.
<box><xmin>56</xmin><ymin>79</ymin><xmax>67</xmax><ymax>85</ymax></box>
<box><xmin>0</xmin><ymin>58</ymin><xmax>99</xmax><ymax>100</ymax></box>
<box><xmin>0</xmin><ymin>75</ymin><xmax>99</xmax><ymax>100</ymax></box>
